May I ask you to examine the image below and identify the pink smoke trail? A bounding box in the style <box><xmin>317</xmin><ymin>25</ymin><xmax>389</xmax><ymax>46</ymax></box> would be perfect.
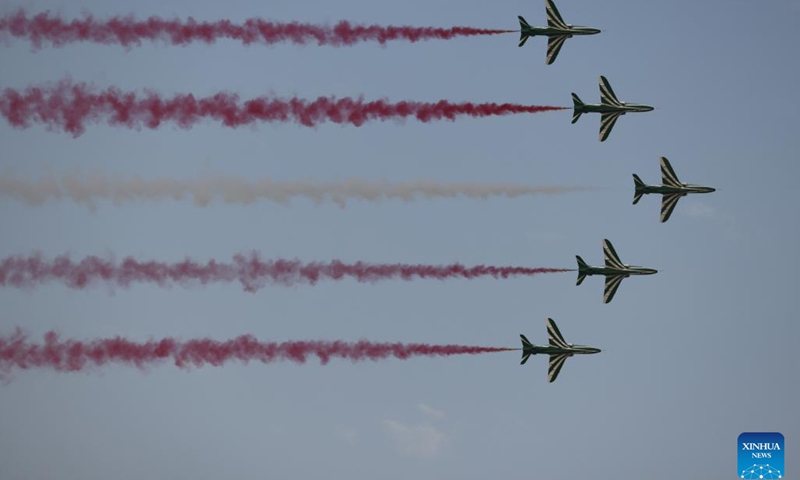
<box><xmin>0</xmin><ymin>252</ymin><xmax>572</xmax><ymax>293</ymax></box>
<box><xmin>0</xmin><ymin>9</ymin><xmax>515</xmax><ymax>49</ymax></box>
<box><xmin>0</xmin><ymin>79</ymin><xmax>567</xmax><ymax>137</ymax></box>
<box><xmin>0</xmin><ymin>328</ymin><xmax>517</xmax><ymax>378</ymax></box>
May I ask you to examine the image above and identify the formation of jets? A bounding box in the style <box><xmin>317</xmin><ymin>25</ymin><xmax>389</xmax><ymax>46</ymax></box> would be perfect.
<box><xmin>514</xmin><ymin>2</ymin><xmax>716</xmax><ymax>382</ymax></box>
<box><xmin>517</xmin><ymin>1</ymin><xmax>653</xmax><ymax>142</ymax></box>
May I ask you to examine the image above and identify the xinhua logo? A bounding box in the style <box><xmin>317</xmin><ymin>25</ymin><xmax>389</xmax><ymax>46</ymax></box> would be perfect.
<box><xmin>738</xmin><ymin>432</ymin><xmax>784</xmax><ymax>479</ymax></box>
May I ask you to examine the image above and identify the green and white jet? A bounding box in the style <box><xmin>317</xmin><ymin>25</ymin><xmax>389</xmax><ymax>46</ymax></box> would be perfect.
<box><xmin>517</xmin><ymin>0</ymin><xmax>601</xmax><ymax>65</ymax></box>
<box><xmin>520</xmin><ymin>317</ymin><xmax>601</xmax><ymax>383</ymax></box>
<box><xmin>576</xmin><ymin>239</ymin><xmax>658</xmax><ymax>304</ymax></box>
<box><xmin>633</xmin><ymin>156</ymin><xmax>716</xmax><ymax>223</ymax></box>
<box><xmin>571</xmin><ymin>76</ymin><xmax>654</xmax><ymax>142</ymax></box>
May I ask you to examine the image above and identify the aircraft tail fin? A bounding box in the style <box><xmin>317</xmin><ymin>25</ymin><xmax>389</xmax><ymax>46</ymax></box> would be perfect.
<box><xmin>632</xmin><ymin>174</ymin><xmax>645</xmax><ymax>204</ymax></box>
<box><xmin>520</xmin><ymin>334</ymin><xmax>533</xmax><ymax>365</ymax></box>
<box><xmin>518</xmin><ymin>16</ymin><xmax>532</xmax><ymax>47</ymax></box>
<box><xmin>575</xmin><ymin>255</ymin><xmax>588</xmax><ymax>285</ymax></box>
<box><xmin>571</xmin><ymin>93</ymin><xmax>584</xmax><ymax>123</ymax></box>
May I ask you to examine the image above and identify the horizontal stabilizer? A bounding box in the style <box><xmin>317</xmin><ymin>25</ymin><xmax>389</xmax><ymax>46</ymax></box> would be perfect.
<box><xmin>520</xmin><ymin>334</ymin><xmax>533</xmax><ymax>365</ymax></box>
<box><xmin>632</xmin><ymin>174</ymin><xmax>645</xmax><ymax>204</ymax></box>
<box><xmin>571</xmin><ymin>93</ymin><xmax>584</xmax><ymax>124</ymax></box>
<box><xmin>575</xmin><ymin>255</ymin><xmax>588</xmax><ymax>285</ymax></box>
<box><xmin>518</xmin><ymin>16</ymin><xmax>531</xmax><ymax>47</ymax></box>
<box><xmin>633</xmin><ymin>174</ymin><xmax>645</xmax><ymax>189</ymax></box>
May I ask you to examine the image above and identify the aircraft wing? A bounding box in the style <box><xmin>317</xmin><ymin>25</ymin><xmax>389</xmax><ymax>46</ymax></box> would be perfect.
<box><xmin>547</xmin><ymin>318</ymin><xmax>570</xmax><ymax>348</ymax></box>
<box><xmin>603</xmin><ymin>274</ymin><xmax>626</xmax><ymax>304</ymax></box>
<box><xmin>602</xmin><ymin>239</ymin><xmax>625</xmax><ymax>269</ymax></box>
<box><xmin>599</xmin><ymin>76</ymin><xmax>622</xmax><ymax>106</ymax></box>
<box><xmin>545</xmin><ymin>0</ymin><xmax>568</xmax><ymax>28</ymax></box>
<box><xmin>660</xmin><ymin>156</ymin><xmax>683</xmax><ymax>187</ymax></box>
<box><xmin>599</xmin><ymin>111</ymin><xmax>623</xmax><ymax>142</ymax></box>
<box><xmin>546</xmin><ymin>35</ymin><xmax>568</xmax><ymax>65</ymax></box>
<box><xmin>660</xmin><ymin>193</ymin><xmax>684</xmax><ymax>223</ymax></box>
<box><xmin>548</xmin><ymin>353</ymin><xmax>571</xmax><ymax>382</ymax></box>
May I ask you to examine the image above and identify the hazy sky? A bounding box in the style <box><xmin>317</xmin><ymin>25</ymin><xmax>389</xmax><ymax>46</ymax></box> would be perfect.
<box><xmin>1</xmin><ymin>0</ymin><xmax>798</xmax><ymax>478</ymax></box>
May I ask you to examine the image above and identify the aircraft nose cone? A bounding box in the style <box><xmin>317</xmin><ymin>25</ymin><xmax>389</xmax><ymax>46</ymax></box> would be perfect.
<box><xmin>644</xmin><ymin>106</ymin><xmax>655</xmax><ymax>112</ymax></box>
<box><xmin>708</xmin><ymin>187</ymin><xmax>717</xmax><ymax>192</ymax></box>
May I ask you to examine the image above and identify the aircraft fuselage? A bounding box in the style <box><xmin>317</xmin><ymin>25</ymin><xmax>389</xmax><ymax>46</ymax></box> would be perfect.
<box><xmin>523</xmin><ymin>25</ymin><xmax>601</xmax><ymax>37</ymax></box>
<box><xmin>637</xmin><ymin>184</ymin><xmax>716</xmax><ymax>195</ymax></box>
<box><xmin>523</xmin><ymin>344</ymin><xmax>601</xmax><ymax>356</ymax></box>
<box><xmin>580</xmin><ymin>265</ymin><xmax>658</xmax><ymax>277</ymax></box>
<box><xmin>576</xmin><ymin>102</ymin><xmax>654</xmax><ymax>115</ymax></box>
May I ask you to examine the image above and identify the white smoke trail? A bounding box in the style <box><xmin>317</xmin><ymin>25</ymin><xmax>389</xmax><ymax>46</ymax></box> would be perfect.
<box><xmin>0</xmin><ymin>170</ymin><xmax>592</xmax><ymax>209</ymax></box>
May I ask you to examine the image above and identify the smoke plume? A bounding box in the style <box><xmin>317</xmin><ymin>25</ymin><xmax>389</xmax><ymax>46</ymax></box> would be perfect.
<box><xmin>0</xmin><ymin>9</ymin><xmax>514</xmax><ymax>48</ymax></box>
<box><xmin>0</xmin><ymin>170</ymin><xmax>591</xmax><ymax>209</ymax></box>
<box><xmin>0</xmin><ymin>328</ymin><xmax>516</xmax><ymax>378</ymax></box>
<box><xmin>0</xmin><ymin>79</ymin><xmax>567</xmax><ymax>137</ymax></box>
<box><xmin>0</xmin><ymin>252</ymin><xmax>572</xmax><ymax>293</ymax></box>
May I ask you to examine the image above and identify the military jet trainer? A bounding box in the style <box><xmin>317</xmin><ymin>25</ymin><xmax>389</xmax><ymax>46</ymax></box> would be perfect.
<box><xmin>633</xmin><ymin>156</ymin><xmax>716</xmax><ymax>223</ymax></box>
<box><xmin>576</xmin><ymin>239</ymin><xmax>658</xmax><ymax>304</ymax></box>
<box><xmin>571</xmin><ymin>76</ymin><xmax>654</xmax><ymax>142</ymax></box>
<box><xmin>517</xmin><ymin>0</ymin><xmax>601</xmax><ymax>65</ymax></box>
<box><xmin>520</xmin><ymin>317</ymin><xmax>601</xmax><ymax>383</ymax></box>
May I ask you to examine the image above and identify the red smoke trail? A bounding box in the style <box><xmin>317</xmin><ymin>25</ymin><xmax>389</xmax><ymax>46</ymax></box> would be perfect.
<box><xmin>0</xmin><ymin>80</ymin><xmax>567</xmax><ymax>137</ymax></box>
<box><xmin>0</xmin><ymin>252</ymin><xmax>572</xmax><ymax>293</ymax></box>
<box><xmin>0</xmin><ymin>10</ymin><xmax>515</xmax><ymax>49</ymax></box>
<box><xmin>0</xmin><ymin>328</ymin><xmax>517</xmax><ymax>377</ymax></box>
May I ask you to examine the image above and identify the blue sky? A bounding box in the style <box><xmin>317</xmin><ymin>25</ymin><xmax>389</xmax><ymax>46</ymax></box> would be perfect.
<box><xmin>1</xmin><ymin>0</ymin><xmax>798</xmax><ymax>478</ymax></box>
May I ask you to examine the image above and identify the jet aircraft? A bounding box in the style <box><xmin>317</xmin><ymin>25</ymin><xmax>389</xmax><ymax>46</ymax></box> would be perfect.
<box><xmin>517</xmin><ymin>0</ymin><xmax>601</xmax><ymax>65</ymax></box>
<box><xmin>633</xmin><ymin>157</ymin><xmax>716</xmax><ymax>223</ymax></box>
<box><xmin>571</xmin><ymin>76</ymin><xmax>654</xmax><ymax>142</ymax></box>
<box><xmin>576</xmin><ymin>239</ymin><xmax>658</xmax><ymax>304</ymax></box>
<box><xmin>520</xmin><ymin>317</ymin><xmax>601</xmax><ymax>383</ymax></box>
